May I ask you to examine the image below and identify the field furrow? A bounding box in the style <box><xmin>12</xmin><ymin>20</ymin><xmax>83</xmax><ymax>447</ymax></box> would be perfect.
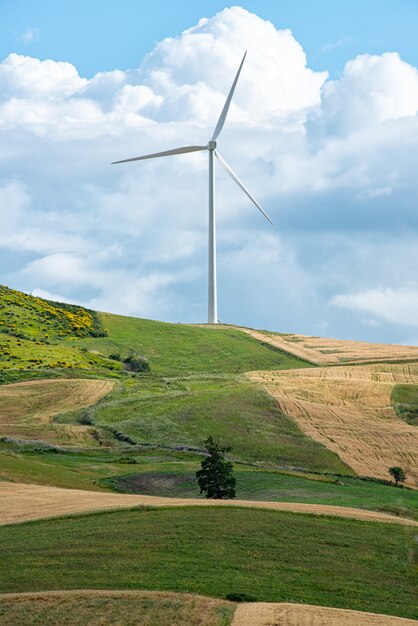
<box><xmin>243</xmin><ymin>329</ymin><xmax>418</xmax><ymax>365</ymax></box>
<box><xmin>249</xmin><ymin>364</ymin><xmax>418</xmax><ymax>485</ymax></box>
<box><xmin>0</xmin><ymin>379</ymin><xmax>114</xmax><ymax>444</ymax></box>
<box><xmin>232</xmin><ymin>602</ymin><xmax>418</xmax><ymax>626</ymax></box>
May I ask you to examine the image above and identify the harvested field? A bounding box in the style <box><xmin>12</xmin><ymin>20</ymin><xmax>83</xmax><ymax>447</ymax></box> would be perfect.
<box><xmin>249</xmin><ymin>364</ymin><xmax>418</xmax><ymax>485</ymax></box>
<box><xmin>0</xmin><ymin>379</ymin><xmax>114</xmax><ymax>444</ymax></box>
<box><xmin>243</xmin><ymin>328</ymin><xmax>418</xmax><ymax>365</ymax></box>
<box><xmin>0</xmin><ymin>482</ymin><xmax>416</xmax><ymax>526</ymax></box>
<box><xmin>0</xmin><ymin>590</ymin><xmax>234</xmax><ymax>626</ymax></box>
<box><xmin>231</xmin><ymin>602</ymin><xmax>418</xmax><ymax>626</ymax></box>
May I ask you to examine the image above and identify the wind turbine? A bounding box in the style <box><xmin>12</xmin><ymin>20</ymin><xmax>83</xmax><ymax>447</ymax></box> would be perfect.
<box><xmin>112</xmin><ymin>51</ymin><xmax>272</xmax><ymax>324</ymax></box>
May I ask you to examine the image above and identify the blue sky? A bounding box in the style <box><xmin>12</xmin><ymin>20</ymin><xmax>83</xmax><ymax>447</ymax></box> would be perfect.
<box><xmin>2</xmin><ymin>0</ymin><xmax>418</xmax><ymax>77</ymax></box>
<box><xmin>0</xmin><ymin>2</ymin><xmax>417</xmax><ymax>343</ymax></box>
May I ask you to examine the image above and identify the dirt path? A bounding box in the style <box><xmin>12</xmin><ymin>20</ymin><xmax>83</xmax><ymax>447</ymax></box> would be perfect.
<box><xmin>249</xmin><ymin>364</ymin><xmax>418</xmax><ymax>485</ymax></box>
<box><xmin>1</xmin><ymin>482</ymin><xmax>416</xmax><ymax>526</ymax></box>
<box><xmin>231</xmin><ymin>602</ymin><xmax>418</xmax><ymax>626</ymax></box>
<box><xmin>243</xmin><ymin>328</ymin><xmax>418</xmax><ymax>365</ymax></box>
<box><xmin>0</xmin><ymin>378</ymin><xmax>115</xmax><ymax>444</ymax></box>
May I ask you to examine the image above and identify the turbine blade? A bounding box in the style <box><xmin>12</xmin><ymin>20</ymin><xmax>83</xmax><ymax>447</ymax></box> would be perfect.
<box><xmin>211</xmin><ymin>51</ymin><xmax>247</xmax><ymax>142</ymax></box>
<box><xmin>215</xmin><ymin>150</ymin><xmax>273</xmax><ymax>224</ymax></box>
<box><xmin>112</xmin><ymin>145</ymin><xmax>207</xmax><ymax>165</ymax></box>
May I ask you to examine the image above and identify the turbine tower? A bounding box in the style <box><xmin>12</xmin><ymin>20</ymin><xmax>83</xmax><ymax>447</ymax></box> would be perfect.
<box><xmin>112</xmin><ymin>52</ymin><xmax>272</xmax><ymax>324</ymax></box>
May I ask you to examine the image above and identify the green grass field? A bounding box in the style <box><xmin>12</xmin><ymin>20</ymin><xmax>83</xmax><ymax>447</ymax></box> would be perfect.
<box><xmin>1</xmin><ymin>508</ymin><xmax>416</xmax><ymax>619</ymax></box>
<box><xmin>392</xmin><ymin>384</ymin><xmax>418</xmax><ymax>425</ymax></box>
<box><xmin>105</xmin><ymin>468</ymin><xmax>418</xmax><ymax>519</ymax></box>
<box><xmin>0</xmin><ymin>286</ymin><xmax>310</xmax><ymax>386</ymax></box>
<box><xmin>70</xmin><ymin>311</ymin><xmax>311</xmax><ymax>375</ymax></box>
<box><xmin>2</xmin><ymin>444</ymin><xmax>416</xmax><ymax>518</ymax></box>
<box><xmin>74</xmin><ymin>376</ymin><xmax>350</xmax><ymax>473</ymax></box>
<box><xmin>1</xmin><ymin>286</ymin><xmax>341</xmax><ymax>475</ymax></box>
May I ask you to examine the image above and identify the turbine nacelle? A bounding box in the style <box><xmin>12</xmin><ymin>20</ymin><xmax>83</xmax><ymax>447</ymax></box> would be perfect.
<box><xmin>207</xmin><ymin>140</ymin><xmax>217</xmax><ymax>150</ymax></box>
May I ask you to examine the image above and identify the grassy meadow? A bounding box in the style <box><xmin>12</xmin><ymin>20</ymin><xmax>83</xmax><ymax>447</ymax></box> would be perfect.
<box><xmin>70</xmin><ymin>311</ymin><xmax>311</xmax><ymax>375</ymax></box>
<box><xmin>105</xmin><ymin>468</ymin><xmax>418</xmax><ymax>520</ymax></box>
<box><xmin>1</xmin><ymin>507</ymin><xmax>416</xmax><ymax>619</ymax></box>
<box><xmin>67</xmin><ymin>376</ymin><xmax>350</xmax><ymax>473</ymax></box>
<box><xmin>392</xmin><ymin>383</ymin><xmax>418</xmax><ymax>425</ymax></box>
<box><xmin>1</xmin><ymin>439</ymin><xmax>416</xmax><ymax>518</ymax></box>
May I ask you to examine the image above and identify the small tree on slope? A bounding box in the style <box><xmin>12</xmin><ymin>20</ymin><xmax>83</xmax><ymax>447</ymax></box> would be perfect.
<box><xmin>196</xmin><ymin>436</ymin><xmax>236</xmax><ymax>499</ymax></box>
<box><xmin>389</xmin><ymin>466</ymin><xmax>406</xmax><ymax>486</ymax></box>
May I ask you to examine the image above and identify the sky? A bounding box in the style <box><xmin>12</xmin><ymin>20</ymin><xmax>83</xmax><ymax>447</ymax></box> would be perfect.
<box><xmin>1</xmin><ymin>1</ymin><xmax>418</xmax><ymax>343</ymax></box>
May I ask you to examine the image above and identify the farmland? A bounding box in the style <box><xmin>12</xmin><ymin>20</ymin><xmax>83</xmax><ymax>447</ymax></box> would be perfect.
<box><xmin>0</xmin><ymin>591</ymin><xmax>234</xmax><ymax>626</ymax></box>
<box><xmin>2</xmin><ymin>481</ymin><xmax>415</xmax><ymax>526</ymax></box>
<box><xmin>249</xmin><ymin>364</ymin><xmax>418</xmax><ymax>485</ymax></box>
<box><xmin>231</xmin><ymin>603</ymin><xmax>418</xmax><ymax>626</ymax></box>
<box><xmin>244</xmin><ymin>328</ymin><xmax>418</xmax><ymax>365</ymax></box>
<box><xmin>0</xmin><ymin>378</ymin><xmax>114</xmax><ymax>445</ymax></box>
<box><xmin>1</xmin><ymin>285</ymin><xmax>418</xmax><ymax>624</ymax></box>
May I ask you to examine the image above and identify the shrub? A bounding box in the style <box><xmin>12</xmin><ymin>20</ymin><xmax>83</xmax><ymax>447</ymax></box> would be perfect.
<box><xmin>123</xmin><ymin>355</ymin><xmax>150</xmax><ymax>373</ymax></box>
<box><xmin>225</xmin><ymin>593</ymin><xmax>257</xmax><ymax>602</ymax></box>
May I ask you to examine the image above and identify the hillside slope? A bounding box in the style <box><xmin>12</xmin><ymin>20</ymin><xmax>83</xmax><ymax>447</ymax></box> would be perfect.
<box><xmin>1</xmin><ymin>285</ymin><xmax>418</xmax><ymax>622</ymax></box>
<box><xmin>1</xmin><ymin>284</ymin><xmax>417</xmax><ymax>502</ymax></box>
<box><xmin>250</xmin><ymin>365</ymin><xmax>418</xmax><ymax>485</ymax></box>
<box><xmin>244</xmin><ymin>328</ymin><xmax>418</xmax><ymax>364</ymax></box>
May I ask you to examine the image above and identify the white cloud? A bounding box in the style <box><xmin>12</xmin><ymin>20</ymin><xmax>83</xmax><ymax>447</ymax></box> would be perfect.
<box><xmin>319</xmin><ymin>36</ymin><xmax>354</xmax><ymax>55</ymax></box>
<box><xmin>0</xmin><ymin>7</ymin><xmax>327</xmax><ymax>135</ymax></box>
<box><xmin>0</xmin><ymin>6</ymin><xmax>417</xmax><ymax>342</ymax></box>
<box><xmin>0</xmin><ymin>53</ymin><xmax>86</xmax><ymax>100</ymax></box>
<box><xmin>22</xmin><ymin>252</ymin><xmax>190</xmax><ymax>319</ymax></box>
<box><xmin>331</xmin><ymin>287</ymin><xmax>418</xmax><ymax>326</ymax></box>
<box><xmin>140</xmin><ymin>6</ymin><xmax>327</xmax><ymax>124</ymax></box>
<box><xmin>317</xmin><ymin>52</ymin><xmax>418</xmax><ymax>136</ymax></box>
<box><xmin>18</xmin><ymin>27</ymin><xmax>40</xmax><ymax>44</ymax></box>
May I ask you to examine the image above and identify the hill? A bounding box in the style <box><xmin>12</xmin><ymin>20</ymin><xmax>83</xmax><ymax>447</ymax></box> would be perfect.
<box><xmin>1</xmin><ymin>284</ymin><xmax>418</xmax><ymax>623</ymax></box>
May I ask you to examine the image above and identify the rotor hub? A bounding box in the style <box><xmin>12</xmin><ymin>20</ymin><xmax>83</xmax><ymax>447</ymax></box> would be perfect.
<box><xmin>208</xmin><ymin>140</ymin><xmax>217</xmax><ymax>150</ymax></box>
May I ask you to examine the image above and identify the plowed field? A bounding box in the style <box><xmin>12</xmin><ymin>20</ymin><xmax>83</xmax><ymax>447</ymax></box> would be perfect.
<box><xmin>249</xmin><ymin>364</ymin><xmax>418</xmax><ymax>485</ymax></box>
<box><xmin>1</xmin><ymin>482</ymin><xmax>416</xmax><ymax>526</ymax></box>
<box><xmin>232</xmin><ymin>602</ymin><xmax>418</xmax><ymax>626</ymax></box>
<box><xmin>244</xmin><ymin>329</ymin><xmax>418</xmax><ymax>365</ymax></box>
<box><xmin>0</xmin><ymin>378</ymin><xmax>114</xmax><ymax>444</ymax></box>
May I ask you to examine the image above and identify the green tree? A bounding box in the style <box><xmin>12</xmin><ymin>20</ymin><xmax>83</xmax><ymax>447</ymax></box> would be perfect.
<box><xmin>389</xmin><ymin>466</ymin><xmax>406</xmax><ymax>486</ymax></box>
<box><xmin>196</xmin><ymin>436</ymin><xmax>236</xmax><ymax>499</ymax></box>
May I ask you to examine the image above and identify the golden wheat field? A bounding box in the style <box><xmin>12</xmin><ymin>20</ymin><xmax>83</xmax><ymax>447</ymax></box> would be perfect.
<box><xmin>249</xmin><ymin>363</ymin><xmax>418</xmax><ymax>485</ymax></box>
<box><xmin>244</xmin><ymin>329</ymin><xmax>418</xmax><ymax>365</ymax></box>
<box><xmin>231</xmin><ymin>602</ymin><xmax>418</xmax><ymax>626</ymax></box>
<box><xmin>0</xmin><ymin>590</ymin><xmax>234</xmax><ymax>626</ymax></box>
<box><xmin>1</xmin><ymin>482</ymin><xmax>415</xmax><ymax>526</ymax></box>
<box><xmin>0</xmin><ymin>378</ymin><xmax>114</xmax><ymax>444</ymax></box>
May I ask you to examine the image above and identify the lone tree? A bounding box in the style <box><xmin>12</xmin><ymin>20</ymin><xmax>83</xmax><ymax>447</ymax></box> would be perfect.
<box><xmin>196</xmin><ymin>436</ymin><xmax>236</xmax><ymax>499</ymax></box>
<box><xmin>389</xmin><ymin>466</ymin><xmax>406</xmax><ymax>486</ymax></box>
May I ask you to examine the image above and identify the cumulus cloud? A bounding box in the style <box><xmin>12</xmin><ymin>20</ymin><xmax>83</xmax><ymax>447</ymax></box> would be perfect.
<box><xmin>331</xmin><ymin>287</ymin><xmax>418</xmax><ymax>326</ymax></box>
<box><xmin>316</xmin><ymin>52</ymin><xmax>418</xmax><ymax>136</ymax></box>
<box><xmin>0</xmin><ymin>53</ymin><xmax>86</xmax><ymax>100</ymax></box>
<box><xmin>0</xmin><ymin>6</ymin><xmax>417</xmax><ymax>342</ymax></box>
<box><xmin>140</xmin><ymin>6</ymin><xmax>327</xmax><ymax>124</ymax></box>
<box><xmin>0</xmin><ymin>7</ymin><xmax>327</xmax><ymax>135</ymax></box>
